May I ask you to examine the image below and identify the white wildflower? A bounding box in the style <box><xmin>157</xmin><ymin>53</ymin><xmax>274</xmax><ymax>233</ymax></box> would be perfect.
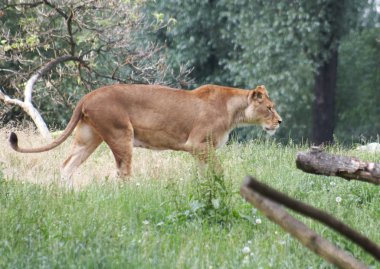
<box><xmin>212</xmin><ymin>198</ymin><xmax>220</xmax><ymax>209</ymax></box>
<box><xmin>255</xmin><ymin>218</ymin><xmax>262</xmax><ymax>224</ymax></box>
<box><xmin>142</xmin><ymin>220</ymin><xmax>149</xmax><ymax>225</ymax></box>
<box><xmin>242</xmin><ymin>246</ymin><xmax>251</xmax><ymax>255</ymax></box>
<box><xmin>335</xmin><ymin>196</ymin><xmax>342</xmax><ymax>203</ymax></box>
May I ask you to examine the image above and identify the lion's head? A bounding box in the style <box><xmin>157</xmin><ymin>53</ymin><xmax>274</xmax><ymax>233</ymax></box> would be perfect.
<box><xmin>245</xmin><ymin>85</ymin><xmax>282</xmax><ymax>135</ymax></box>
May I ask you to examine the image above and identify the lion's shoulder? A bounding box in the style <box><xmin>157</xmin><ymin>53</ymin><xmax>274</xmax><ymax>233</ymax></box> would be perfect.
<box><xmin>193</xmin><ymin>84</ymin><xmax>247</xmax><ymax>101</ymax></box>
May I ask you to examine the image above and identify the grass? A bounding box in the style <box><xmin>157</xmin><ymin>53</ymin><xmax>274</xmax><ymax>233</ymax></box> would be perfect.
<box><xmin>0</xmin><ymin>127</ymin><xmax>379</xmax><ymax>268</ymax></box>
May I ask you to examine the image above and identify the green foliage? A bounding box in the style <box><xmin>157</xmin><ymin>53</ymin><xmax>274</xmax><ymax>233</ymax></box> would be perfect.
<box><xmin>167</xmin><ymin>166</ymin><xmax>234</xmax><ymax>225</ymax></box>
<box><xmin>145</xmin><ymin>0</ymin><xmax>232</xmax><ymax>85</ymax></box>
<box><xmin>336</xmin><ymin>28</ymin><xmax>380</xmax><ymax>142</ymax></box>
<box><xmin>192</xmin><ymin>172</ymin><xmax>232</xmax><ymax>222</ymax></box>
<box><xmin>0</xmin><ymin>0</ymin><xmax>191</xmax><ymax>128</ymax></box>
<box><xmin>1</xmin><ymin>1</ymin><xmax>379</xmax><ymax>143</ymax></box>
<box><xmin>219</xmin><ymin>1</ymin><xmax>319</xmax><ymax>141</ymax></box>
<box><xmin>146</xmin><ymin>0</ymin><xmax>376</xmax><ymax>143</ymax></box>
<box><xmin>161</xmin><ymin>148</ymin><xmax>236</xmax><ymax>225</ymax></box>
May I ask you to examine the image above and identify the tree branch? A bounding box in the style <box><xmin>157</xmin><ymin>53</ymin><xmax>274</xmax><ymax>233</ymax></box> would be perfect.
<box><xmin>242</xmin><ymin>176</ymin><xmax>380</xmax><ymax>260</ymax></box>
<box><xmin>1</xmin><ymin>1</ymin><xmax>44</xmax><ymax>10</ymax></box>
<box><xmin>241</xmin><ymin>176</ymin><xmax>374</xmax><ymax>268</ymax></box>
<box><xmin>81</xmin><ymin>62</ymin><xmax>149</xmax><ymax>85</ymax></box>
<box><xmin>1</xmin><ymin>55</ymin><xmax>85</xmax><ymax>139</ymax></box>
<box><xmin>296</xmin><ymin>147</ymin><xmax>380</xmax><ymax>185</ymax></box>
<box><xmin>66</xmin><ymin>9</ymin><xmax>76</xmax><ymax>55</ymax></box>
<box><xmin>24</xmin><ymin>55</ymin><xmax>84</xmax><ymax>103</ymax></box>
<box><xmin>42</xmin><ymin>0</ymin><xmax>68</xmax><ymax>20</ymax></box>
<box><xmin>0</xmin><ymin>90</ymin><xmax>25</xmax><ymax>107</ymax></box>
<box><xmin>49</xmin><ymin>79</ymin><xmax>74</xmax><ymax>110</ymax></box>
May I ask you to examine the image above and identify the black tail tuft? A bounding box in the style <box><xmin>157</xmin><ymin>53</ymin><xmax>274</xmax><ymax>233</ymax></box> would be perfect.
<box><xmin>9</xmin><ymin>132</ymin><xmax>18</xmax><ymax>149</ymax></box>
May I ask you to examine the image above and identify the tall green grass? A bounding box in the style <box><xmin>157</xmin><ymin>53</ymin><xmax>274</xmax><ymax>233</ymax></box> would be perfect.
<box><xmin>0</xmin><ymin>129</ymin><xmax>379</xmax><ymax>268</ymax></box>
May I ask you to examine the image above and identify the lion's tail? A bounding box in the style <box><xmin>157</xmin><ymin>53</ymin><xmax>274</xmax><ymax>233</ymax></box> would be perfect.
<box><xmin>10</xmin><ymin>99</ymin><xmax>84</xmax><ymax>153</ymax></box>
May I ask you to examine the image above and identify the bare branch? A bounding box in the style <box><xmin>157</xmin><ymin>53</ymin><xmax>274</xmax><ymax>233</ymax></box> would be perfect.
<box><xmin>0</xmin><ymin>89</ymin><xmax>25</xmax><ymax>107</ymax></box>
<box><xmin>48</xmin><ymin>79</ymin><xmax>74</xmax><ymax>110</ymax></box>
<box><xmin>91</xmin><ymin>69</ymin><xmax>149</xmax><ymax>85</ymax></box>
<box><xmin>1</xmin><ymin>0</ymin><xmax>193</xmax><ymax>130</ymax></box>
<box><xmin>66</xmin><ymin>9</ymin><xmax>76</xmax><ymax>55</ymax></box>
<box><xmin>24</xmin><ymin>55</ymin><xmax>84</xmax><ymax>102</ymax></box>
<box><xmin>42</xmin><ymin>0</ymin><xmax>68</xmax><ymax>20</ymax></box>
<box><xmin>0</xmin><ymin>69</ymin><xmax>18</xmax><ymax>74</ymax></box>
<box><xmin>241</xmin><ymin>177</ymin><xmax>374</xmax><ymax>268</ymax></box>
<box><xmin>1</xmin><ymin>1</ymin><xmax>44</xmax><ymax>10</ymax></box>
<box><xmin>1</xmin><ymin>55</ymin><xmax>85</xmax><ymax>138</ymax></box>
<box><xmin>1</xmin><ymin>87</ymin><xmax>51</xmax><ymax>139</ymax></box>
<box><xmin>241</xmin><ymin>176</ymin><xmax>380</xmax><ymax>260</ymax></box>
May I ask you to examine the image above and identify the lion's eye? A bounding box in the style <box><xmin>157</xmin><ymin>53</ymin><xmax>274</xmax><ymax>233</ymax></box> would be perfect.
<box><xmin>267</xmin><ymin>106</ymin><xmax>272</xmax><ymax>112</ymax></box>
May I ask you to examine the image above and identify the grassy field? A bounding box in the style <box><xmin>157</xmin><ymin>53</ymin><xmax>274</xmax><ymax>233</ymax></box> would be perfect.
<box><xmin>0</xmin><ymin>128</ymin><xmax>379</xmax><ymax>268</ymax></box>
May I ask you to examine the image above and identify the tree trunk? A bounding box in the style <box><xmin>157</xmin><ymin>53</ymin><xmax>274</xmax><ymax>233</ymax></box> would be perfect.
<box><xmin>312</xmin><ymin>48</ymin><xmax>338</xmax><ymax>145</ymax></box>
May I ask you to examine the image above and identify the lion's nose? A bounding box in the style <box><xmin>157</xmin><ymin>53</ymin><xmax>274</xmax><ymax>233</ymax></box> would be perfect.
<box><xmin>278</xmin><ymin>120</ymin><xmax>282</xmax><ymax>124</ymax></box>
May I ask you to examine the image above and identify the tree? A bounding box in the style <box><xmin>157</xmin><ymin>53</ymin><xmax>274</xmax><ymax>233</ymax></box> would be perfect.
<box><xmin>308</xmin><ymin>1</ymin><xmax>360</xmax><ymax>145</ymax></box>
<box><xmin>146</xmin><ymin>0</ymin><xmax>321</xmax><ymax>141</ymax></box>
<box><xmin>147</xmin><ymin>0</ymin><xmax>374</xmax><ymax>143</ymax></box>
<box><xmin>0</xmin><ymin>0</ymin><xmax>191</xmax><ymax>136</ymax></box>
<box><xmin>336</xmin><ymin>28</ymin><xmax>380</xmax><ymax>142</ymax></box>
<box><xmin>146</xmin><ymin>0</ymin><xmax>232</xmax><ymax>86</ymax></box>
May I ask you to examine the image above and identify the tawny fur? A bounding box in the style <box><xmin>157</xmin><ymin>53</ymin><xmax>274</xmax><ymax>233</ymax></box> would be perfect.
<box><xmin>10</xmin><ymin>84</ymin><xmax>282</xmax><ymax>181</ymax></box>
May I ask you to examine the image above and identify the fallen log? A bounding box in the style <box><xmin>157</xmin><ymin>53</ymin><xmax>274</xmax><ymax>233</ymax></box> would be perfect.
<box><xmin>241</xmin><ymin>176</ymin><xmax>380</xmax><ymax>268</ymax></box>
<box><xmin>296</xmin><ymin>147</ymin><xmax>380</xmax><ymax>185</ymax></box>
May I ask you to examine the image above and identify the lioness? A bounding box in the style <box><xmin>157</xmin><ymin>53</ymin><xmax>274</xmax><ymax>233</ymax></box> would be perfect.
<box><xmin>10</xmin><ymin>84</ymin><xmax>282</xmax><ymax>181</ymax></box>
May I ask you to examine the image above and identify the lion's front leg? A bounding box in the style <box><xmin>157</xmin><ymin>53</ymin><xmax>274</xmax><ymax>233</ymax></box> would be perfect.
<box><xmin>185</xmin><ymin>138</ymin><xmax>224</xmax><ymax>179</ymax></box>
<box><xmin>185</xmin><ymin>129</ymin><xmax>226</xmax><ymax>178</ymax></box>
<box><xmin>193</xmin><ymin>149</ymin><xmax>224</xmax><ymax>178</ymax></box>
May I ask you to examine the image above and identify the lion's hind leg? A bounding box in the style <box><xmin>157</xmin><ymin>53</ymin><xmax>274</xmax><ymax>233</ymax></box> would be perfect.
<box><xmin>101</xmin><ymin>121</ymin><xmax>134</xmax><ymax>179</ymax></box>
<box><xmin>61</xmin><ymin>121</ymin><xmax>102</xmax><ymax>185</ymax></box>
<box><xmin>83</xmin><ymin>106</ymin><xmax>134</xmax><ymax>179</ymax></box>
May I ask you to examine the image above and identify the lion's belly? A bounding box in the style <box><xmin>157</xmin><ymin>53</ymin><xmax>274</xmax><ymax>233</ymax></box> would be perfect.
<box><xmin>133</xmin><ymin>138</ymin><xmax>165</xmax><ymax>150</ymax></box>
<box><xmin>132</xmin><ymin>127</ymin><xmax>189</xmax><ymax>151</ymax></box>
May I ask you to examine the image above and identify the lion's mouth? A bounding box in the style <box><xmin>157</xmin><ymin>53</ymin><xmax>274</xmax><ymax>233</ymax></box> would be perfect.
<box><xmin>263</xmin><ymin>126</ymin><xmax>278</xmax><ymax>136</ymax></box>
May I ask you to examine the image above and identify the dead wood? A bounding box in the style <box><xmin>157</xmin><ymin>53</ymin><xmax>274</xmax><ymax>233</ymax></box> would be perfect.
<box><xmin>241</xmin><ymin>176</ymin><xmax>380</xmax><ymax>268</ymax></box>
<box><xmin>296</xmin><ymin>147</ymin><xmax>380</xmax><ymax>185</ymax></box>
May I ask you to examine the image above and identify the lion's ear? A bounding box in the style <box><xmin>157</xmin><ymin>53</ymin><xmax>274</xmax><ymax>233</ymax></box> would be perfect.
<box><xmin>256</xmin><ymin>85</ymin><xmax>268</xmax><ymax>94</ymax></box>
<box><xmin>249</xmin><ymin>85</ymin><xmax>268</xmax><ymax>103</ymax></box>
<box><xmin>248</xmin><ymin>90</ymin><xmax>263</xmax><ymax>103</ymax></box>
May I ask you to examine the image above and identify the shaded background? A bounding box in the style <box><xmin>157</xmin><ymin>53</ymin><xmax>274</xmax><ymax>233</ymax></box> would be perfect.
<box><xmin>1</xmin><ymin>0</ymin><xmax>379</xmax><ymax>145</ymax></box>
